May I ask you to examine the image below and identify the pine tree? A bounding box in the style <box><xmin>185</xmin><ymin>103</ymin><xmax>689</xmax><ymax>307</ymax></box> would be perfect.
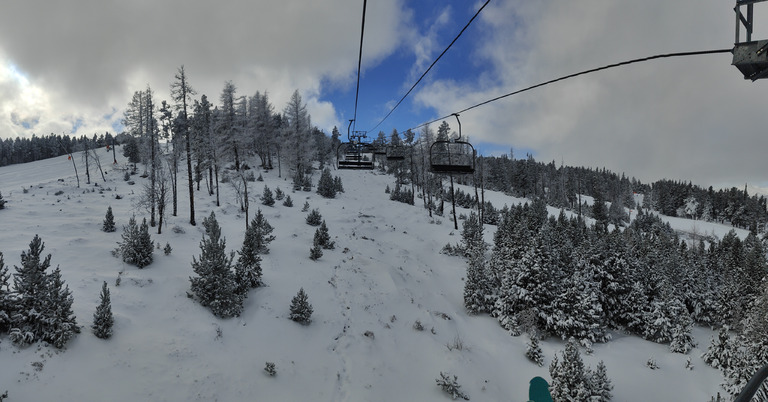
<box><xmin>0</xmin><ymin>191</ymin><xmax>6</xmax><ymax>209</ymax></box>
<box><xmin>102</xmin><ymin>206</ymin><xmax>116</xmax><ymax>232</ymax></box>
<box><xmin>0</xmin><ymin>252</ymin><xmax>12</xmax><ymax>333</ymax></box>
<box><xmin>275</xmin><ymin>187</ymin><xmax>285</xmax><ymax>200</ymax></box>
<box><xmin>261</xmin><ymin>185</ymin><xmax>275</xmax><ymax>206</ymax></box>
<box><xmin>309</xmin><ymin>238</ymin><xmax>323</xmax><ymax>261</ymax></box>
<box><xmin>189</xmin><ymin>212</ymin><xmax>244</xmax><ymax>318</ymax></box>
<box><xmin>316</xmin><ymin>167</ymin><xmax>336</xmax><ymax>198</ymax></box>
<box><xmin>462</xmin><ymin>212</ymin><xmax>489</xmax><ymax>314</ymax></box>
<box><xmin>289</xmin><ymin>287</ymin><xmax>313</xmax><ymax>324</ymax></box>
<box><xmin>302</xmin><ymin>201</ymin><xmax>310</xmax><ymax>212</ymax></box>
<box><xmin>314</xmin><ymin>220</ymin><xmax>335</xmax><ymax>250</ymax></box>
<box><xmin>119</xmin><ymin>216</ymin><xmax>154</xmax><ymax>268</ymax></box>
<box><xmin>235</xmin><ymin>211</ymin><xmax>273</xmax><ymax>290</ymax></box>
<box><xmin>702</xmin><ymin>326</ymin><xmax>733</xmax><ymax>370</ymax></box>
<box><xmin>306</xmin><ymin>208</ymin><xmax>322</xmax><ymax>226</ymax></box>
<box><xmin>526</xmin><ymin>334</ymin><xmax>545</xmax><ymax>367</ymax></box>
<box><xmin>333</xmin><ymin>176</ymin><xmax>344</xmax><ymax>193</ymax></box>
<box><xmin>283</xmin><ymin>195</ymin><xmax>293</xmax><ymax>207</ymax></box>
<box><xmin>589</xmin><ymin>361</ymin><xmax>613</xmax><ymax>401</ymax></box>
<box><xmin>92</xmin><ymin>281</ymin><xmax>114</xmax><ymax>339</ymax></box>
<box><xmin>9</xmin><ymin>236</ymin><xmax>79</xmax><ymax>348</ymax></box>
<box><xmin>549</xmin><ymin>339</ymin><xmax>591</xmax><ymax>401</ymax></box>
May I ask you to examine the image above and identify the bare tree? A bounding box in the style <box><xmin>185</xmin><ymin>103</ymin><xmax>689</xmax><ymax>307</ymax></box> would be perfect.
<box><xmin>170</xmin><ymin>65</ymin><xmax>197</xmax><ymax>226</ymax></box>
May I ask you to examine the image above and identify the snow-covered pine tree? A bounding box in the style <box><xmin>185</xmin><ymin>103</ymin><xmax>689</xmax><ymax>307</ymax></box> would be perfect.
<box><xmin>235</xmin><ymin>214</ymin><xmax>266</xmax><ymax>290</ymax></box>
<box><xmin>102</xmin><ymin>206</ymin><xmax>116</xmax><ymax>232</ymax></box>
<box><xmin>289</xmin><ymin>287</ymin><xmax>313</xmax><ymax>324</ymax></box>
<box><xmin>0</xmin><ymin>252</ymin><xmax>12</xmax><ymax>333</ymax></box>
<box><xmin>316</xmin><ymin>167</ymin><xmax>336</xmax><ymax>198</ymax></box>
<box><xmin>589</xmin><ymin>361</ymin><xmax>613</xmax><ymax>401</ymax></box>
<box><xmin>42</xmin><ymin>267</ymin><xmax>80</xmax><ymax>348</ymax></box>
<box><xmin>435</xmin><ymin>372</ymin><xmax>470</xmax><ymax>400</ymax></box>
<box><xmin>702</xmin><ymin>326</ymin><xmax>733</xmax><ymax>370</ymax></box>
<box><xmin>309</xmin><ymin>237</ymin><xmax>323</xmax><ymax>260</ymax></box>
<box><xmin>333</xmin><ymin>176</ymin><xmax>344</xmax><ymax>193</ymax></box>
<box><xmin>261</xmin><ymin>185</ymin><xmax>275</xmax><ymax>206</ymax></box>
<box><xmin>314</xmin><ymin>220</ymin><xmax>334</xmax><ymax>250</ymax></box>
<box><xmin>274</xmin><ymin>187</ymin><xmax>284</xmax><ymax>201</ymax></box>
<box><xmin>526</xmin><ymin>334</ymin><xmax>545</xmax><ymax>367</ymax></box>
<box><xmin>189</xmin><ymin>212</ymin><xmax>244</xmax><ymax>318</ymax></box>
<box><xmin>462</xmin><ymin>212</ymin><xmax>489</xmax><ymax>314</ymax></box>
<box><xmin>9</xmin><ymin>236</ymin><xmax>79</xmax><ymax>348</ymax></box>
<box><xmin>283</xmin><ymin>195</ymin><xmax>293</xmax><ymax>207</ymax></box>
<box><xmin>0</xmin><ymin>191</ymin><xmax>6</xmax><ymax>209</ymax></box>
<box><xmin>119</xmin><ymin>216</ymin><xmax>154</xmax><ymax>268</ymax></box>
<box><xmin>92</xmin><ymin>281</ymin><xmax>114</xmax><ymax>339</ymax></box>
<box><xmin>306</xmin><ymin>208</ymin><xmax>322</xmax><ymax>226</ymax></box>
<box><xmin>250</xmin><ymin>209</ymin><xmax>275</xmax><ymax>254</ymax></box>
<box><xmin>549</xmin><ymin>339</ymin><xmax>591</xmax><ymax>401</ymax></box>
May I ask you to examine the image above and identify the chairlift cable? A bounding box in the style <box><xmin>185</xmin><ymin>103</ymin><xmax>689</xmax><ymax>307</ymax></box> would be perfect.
<box><xmin>351</xmin><ymin>0</ymin><xmax>368</xmax><ymax>133</ymax></box>
<box><xmin>407</xmin><ymin>48</ymin><xmax>733</xmax><ymax>133</ymax></box>
<box><xmin>367</xmin><ymin>0</ymin><xmax>491</xmax><ymax>134</ymax></box>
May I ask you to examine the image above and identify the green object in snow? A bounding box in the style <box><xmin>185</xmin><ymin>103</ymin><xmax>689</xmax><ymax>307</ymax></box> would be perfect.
<box><xmin>528</xmin><ymin>376</ymin><xmax>553</xmax><ymax>402</ymax></box>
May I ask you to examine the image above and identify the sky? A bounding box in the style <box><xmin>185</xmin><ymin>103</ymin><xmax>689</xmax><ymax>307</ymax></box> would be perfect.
<box><xmin>1</xmin><ymin>0</ymin><xmax>767</xmax><ymax>191</ymax></box>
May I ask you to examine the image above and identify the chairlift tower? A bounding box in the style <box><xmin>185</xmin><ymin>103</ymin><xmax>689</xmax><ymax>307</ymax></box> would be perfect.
<box><xmin>734</xmin><ymin>0</ymin><xmax>768</xmax><ymax>80</ymax></box>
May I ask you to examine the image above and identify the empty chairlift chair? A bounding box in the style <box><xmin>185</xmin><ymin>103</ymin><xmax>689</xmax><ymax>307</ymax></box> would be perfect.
<box><xmin>429</xmin><ymin>113</ymin><xmax>476</xmax><ymax>175</ymax></box>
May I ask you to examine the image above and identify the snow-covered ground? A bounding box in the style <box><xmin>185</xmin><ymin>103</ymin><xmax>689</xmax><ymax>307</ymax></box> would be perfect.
<box><xmin>0</xmin><ymin>150</ymin><xmax>729</xmax><ymax>401</ymax></box>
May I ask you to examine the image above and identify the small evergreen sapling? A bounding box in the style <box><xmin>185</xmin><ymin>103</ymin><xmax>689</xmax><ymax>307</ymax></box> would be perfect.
<box><xmin>274</xmin><ymin>187</ymin><xmax>285</xmax><ymax>200</ymax></box>
<box><xmin>119</xmin><ymin>216</ymin><xmax>154</xmax><ymax>268</ymax></box>
<box><xmin>526</xmin><ymin>335</ymin><xmax>545</xmax><ymax>367</ymax></box>
<box><xmin>261</xmin><ymin>185</ymin><xmax>275</xmax><ymax>206</ymax></box>
<box><xmin>435</xmin><ymin>372</ymin><xmax>470</xmax><ymax>400</ymax></box>
<box><xmin>302</xmin><ymin>201</ymin><xmax>310</xmax><ymax>212</ymax></box>
<box><xmin>306</xmin><ymin>208</ymin><xmax>322</xmax><ymax>226</ymax></box>
<box><xmin>283</xmin><ymin>195</ymin><xmax>293</xmax><ymax>207</ymax></box>
<box><xmin>314</xmin><ymin>221</ymin><xmax>335</xmax><ymax>249</ymax></box>
<box><xmin>289</xmin><ymin>287</ymin><xmax>313</xmax><ymax>324</ymax></box>
<box><xmin>316</xmin><ymin>167</ymin><xmax>336</xmax><ymax>198</ymax></box>
<box><xmin>92</xmin><ymin>281</ymin><xmax>114</xmax><ymax>339</ymax></box>
<box><xmin>189</xmin><ymin>212</ymin><xmax>244</xmax><ymax>318</ymax></box>
<box><xmin>163</xmin><ymin>243</ymin><xmax>172</xmax><ymax>255</ymax></box>
<box><xmin>333</xmin><ymin>176</ymin><xmax>344</xmax><ymax>193</ymax></box>
<box><xmin>264</xmin><ymin>362</ymin><xmax>277</xmax><ymax>376</ymax></box>
<box><xmin>309</xmin><ymin>237</ymin><xmax>323</xmax><ymax>260</ymax></box>
<box><xmin>102</xmin><ymin>206</ymin><xmax>116</xmax><ymax>232</ymax></box>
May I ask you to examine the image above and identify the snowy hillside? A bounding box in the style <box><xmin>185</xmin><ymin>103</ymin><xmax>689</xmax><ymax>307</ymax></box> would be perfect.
<box><xmin>0</xmin><ymin>150</ymin><xmax>729</xmax><ymax>401</ymax></box>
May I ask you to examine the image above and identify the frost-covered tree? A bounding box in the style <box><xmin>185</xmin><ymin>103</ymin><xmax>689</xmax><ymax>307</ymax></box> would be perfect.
<box><xmin>10</xmin><ymin>236</ymin><xmax>79</xmax><ymax>348</ymax></box>
<box><xmin>170</xmin><ymin>65</ymin><xmax>197</xmax><ymax>225</ymax></box>
<box><xmin>189</xmin><ymin>212</ymin><xmax>244</xmax><ymax>318</ymax></box>
<box><xmin>92</xmin><ymin>281</ymin><xmax>114</xmax><ymax>339</ymax></box>
<box><xmin>526</xmin><ymin>334</ymin><xmax>545</xmax><ymax>367</ymax></box>
<box><xmin>309</xmin><ymin>237</ymin><xmax>323</xmax><ymax>261</ymax></box>
<box><xmin>702</xmin><ymin>326</ymin><xmax>734</xmax><ymax>370</ymax></box>
<box><xmin>261</xmin><ymin>185</ymin><xmax>275</xmax><ymax>206</ymax></box>
<box><xmin>590</xmin><ymin>361</ymin><xmax>614</xmax><ymax>402</ymax></box>
<box><xmin>333</xmin><ymin>176</ymin><xmax>344</xmax><ymax>194</ymax></box>
<box><xmin>289</xmin><ymin>287</ymin><xmax>313</xmax><ymax>324</ymax></box>
<box><xmin>102</xmin><ymin>206</ymin><xmax>116</xmax><ymax>232</ymax></box>
<box><xmin>316</xmin><ymin>167</ymin><xmax>336</xmax><ymax>198</ymax></box>
<box><xmin>314</xmin><ymin>220</ymin><xmax>334</xmax><ymax>250</ymax></box>
<box><xmin>435</xmin><ymin>372</ymin><xmax>470</xmax><ymax>400</ymax></box>
<box><xmin>119</xmin><ymin>216</ymin><xmax>154</xmax><ymax>268</ymax></box>
<box><xmin>463</xmin><ymin>212</ymin><xmax>489</xmax><ymax>314</ymax></box>
<box><xmin>0</xmin><ymin>252</ymin><xmax>12</xmax><ymax>333</ymax></box>
<box><xmin>283</xmin><ymin>195</ymin><xmax>293</xmax><ymax>207</ymax></box>
<box><xmin>549</xmin><ymin>339</ymin><xmax>592</xmax><ymax>401</ymax></box>
<box><xmin>306</xmin><ymin>208</ymin><xmax>322</xmax><ymax>226</ymax></box>
<box><xmin>234</xmin><ymin>210</ymin><xmax>274</xmax><ymax>290</ymax></box>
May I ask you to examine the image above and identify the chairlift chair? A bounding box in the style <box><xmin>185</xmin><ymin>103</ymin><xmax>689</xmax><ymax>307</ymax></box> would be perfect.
<box><xmin>429</xmin><ymin>113</ymin><xmax>476</xmax><ymax>175</ymax></box>
<box><xmin>337</xmin><ymin>123</ymin><xmax>375</xmax><ymax>170</ymax></box>
<box><xmin>733</xmin><ymin>0</ymin><xmax>768</xmax><ymax>80</ymax></box>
